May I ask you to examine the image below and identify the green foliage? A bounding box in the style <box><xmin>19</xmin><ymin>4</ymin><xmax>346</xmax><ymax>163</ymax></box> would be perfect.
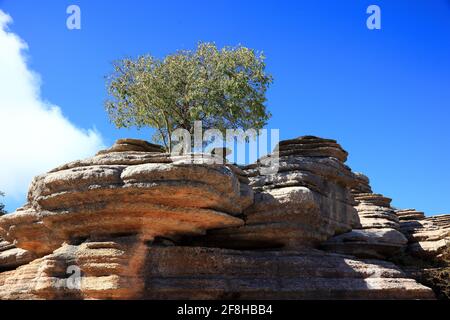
<box><xmin>0</xmin><ymin>191</ymin><xmax>6</xmax><ymax>215</ymax></box>
<box><xmin>105</xmin><ymin>42</ymin><xmax>273</xmax><ymax>151</ymax></box>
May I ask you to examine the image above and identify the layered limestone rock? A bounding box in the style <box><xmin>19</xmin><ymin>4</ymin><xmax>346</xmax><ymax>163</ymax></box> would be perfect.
<box><xmin>142</xmin><ymin>247</ymin><xmax>433</xmax><ymax>299</ymax></box>
<box><xmin>0</xmin><ymin>150</ymin><xmax>250</xmax><ymax>256</ymax></box>
<box><xmin>0</xmin><ymin>140</ymin><xmax>252</xmax><ymax>299</ymax></box>
<box><xmin>323</xmin><ymin>173</ymin><xmax>407</xmax><ymax>259</ymax></box>
<box><xmin>193</xmin><ymin>136</ymin><xmax>361</xmax><ymax>249</ymax></box>
<box><xmin>0</xmin><ymin>137</ymin><xmax>440</xmax><ymax>300</ymax></box>
<box><xmin>0</xmin><ymin>235</ymin><xmax>149</xmax><ymax>299</ymax></box>
<box><xmin>0</xmin><ymin>241</ymin><xmax>434</xmax><ymax>300</ymax></box>
<box><xmin>394</xmin><ymin>210</ymin><xmax>449</xmax><ymax>299</ymax></box>
<box><xmin>351</xmin><ymin>174</ymin><xmax>401</xmax><ymax>230</ymax></box>
<box><xmin>0</xmin><ymin>238</ymin><xmax>35</xmax><ymax>271</ymax></box>
<box><xmin>96</xmin><ymin>138</ymin><xmax>165</xmax><ymax>155</ymax></box>
<box><xmin>397</xmin><ymin>211</ymin><xmax>450</xmax><ymax>262</ymax></box>
<box><xmin>397</xmin><ymin>209</ymin><xmax>426</xmax><ymax>221</ymax></box>
<box><xmin>322</xmin><ymin>228</ymin><xmax>408</xmax><ymax>260</ymax></box>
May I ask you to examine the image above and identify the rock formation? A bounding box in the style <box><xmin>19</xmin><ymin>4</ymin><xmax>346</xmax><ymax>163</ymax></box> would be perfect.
<box><xmin>196</xmin><ymin>136</ymin><xmax>361</xmax><ymax>249</ymax></box>
<box><xmin>322</xmin><ymin>173</ymin><xmax>408</xmax><ymax>259</ymax></box>
<box><xmin>0</xmin><ymin>238</ymin><xmax>35</xmax><ymax>272</ymax></box>
<box><xmin>397</xmin><ymin>209</ymin><xmax>449</xmax><ymax>262</ymax></box>
<box><xmin>142</xmin><ymin>247</ymin><xmax>432</xmax><ymax>299</ymax></box>
<box><xmin>0</xmin><ymin>136</ymin><xmax>446</xmax><ymax>299</ymax></box>
<box><xmin>0</xmin><ymin>139</ymin><xmax>251</xmax><ymax>299</ymax></box>
<box><xmin>393</xmin><ymin>209</ymin><xmax>450</xmax><ymax>299</ymax></box>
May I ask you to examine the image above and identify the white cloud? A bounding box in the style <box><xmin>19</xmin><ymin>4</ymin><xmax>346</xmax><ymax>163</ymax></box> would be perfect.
<box><xmin>0</xmin><ymin>10</ymin><xmax>104</xmax><ymax>208</ymax></box>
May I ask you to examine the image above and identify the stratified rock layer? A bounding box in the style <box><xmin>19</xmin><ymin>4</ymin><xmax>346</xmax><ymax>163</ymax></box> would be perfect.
<box><xmin>0</xmin><ymin>235</ymin><xmax>150</xmax><ymax>299</ymax></box>
<box><xmin>0</xmin><ymin>141</ymin><xmax>252</xmax><ymax>299</ymax></box>
<box><xmin>0</xmin><ymin>238</ymin><xmax>35</xmax><ymax>271</ymax></box>
<box><xmin>0</xmin><ymin>241</ymin><xmax>434</xmax><ymax>300</ymax></box>
<box><xmin>351</xmin><ymin>174</ymin><xmax>400</xmax><ymax>230</ymax></box>
<box><xmin>398</xmin><ymin>212</ymin><xmax>450</xmax><ymax>261</ymax></box>
<box><xmin>323</xmin><ymin>174</ymin><xmax>407</xmax><ymax>259</ymax></box>
<box><xmin>0</xmin><ymin>151</ymin><xmax>250</xmax><ymax>255</ymax></box>
<box><xmin>395</xmin><ymin>210</ymin><xmax>449</xmax><ymax>299</ymax></box>
<box><xmin>142</xmin><ymin>247</ymin><xmax>433</xmax><ymax>300</ymax></box>
<box><xmin>396</xmin><ymin>209</ymin><xmax>426</xmax><ymax>221</ymax></box>
<box><xmin>197</xmin><ymin>136</ymin><xmax>361</xmax><ymax>249</ymax></box>
<box><xmin>0</xmin><ymin>137</ymin><xmax>442</xmax><ymax>300</ymax></box>
<box><xmin>96</xmin><ymin>138</ymin><xmax>165</xmax><ymax>155</ymax></box>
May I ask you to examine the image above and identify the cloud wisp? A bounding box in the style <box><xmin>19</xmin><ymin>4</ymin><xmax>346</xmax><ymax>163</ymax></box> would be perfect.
<box><xmin>0</xmin><ymin>10</ymin><xmax>104</xmax><ymax>210</ymax></box>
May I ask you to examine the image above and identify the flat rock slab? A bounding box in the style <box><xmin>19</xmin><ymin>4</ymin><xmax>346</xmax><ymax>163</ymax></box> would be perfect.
<box><xmin>322</xmin><ymin>228</ymin><xmax>408</xmax><ymax>259</ymax></box>
<box><xmin>142</xmin><ymin>247</ymin><xmax>434</xmax><ymax>300</ymax></box>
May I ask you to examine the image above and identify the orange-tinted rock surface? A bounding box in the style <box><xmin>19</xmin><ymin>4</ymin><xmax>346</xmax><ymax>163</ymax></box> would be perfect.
<box><xmin>0</xmin><ymin>137</ymin><xmax>444</xmax><ymax>300</ymax></box>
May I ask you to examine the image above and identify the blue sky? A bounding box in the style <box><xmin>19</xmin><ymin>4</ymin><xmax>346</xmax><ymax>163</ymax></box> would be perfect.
<box><xmin>0</xmin><ymin>0</ymin><xmax>449</xmax><ymax>215</ymax></box>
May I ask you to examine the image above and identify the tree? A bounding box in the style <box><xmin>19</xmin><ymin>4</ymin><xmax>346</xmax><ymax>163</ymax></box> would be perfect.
<box><xmin>0</xmin><ymin>191</ymin><xmax>6</xmax><ymax>216</ymax></box>
<box><xmin>105</xmin><ymin>42</ymin><xmax>273</xmax><ymax>151</ymax></box>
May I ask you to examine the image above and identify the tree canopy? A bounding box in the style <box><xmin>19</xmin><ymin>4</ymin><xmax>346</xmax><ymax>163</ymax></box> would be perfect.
<box><xmin>105</xmin><ymin>42</ymin><xmax>273</xmax><ymax>151</ymax></box>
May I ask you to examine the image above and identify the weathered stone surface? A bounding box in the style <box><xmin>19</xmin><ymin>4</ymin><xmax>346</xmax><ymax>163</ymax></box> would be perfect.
<box><xmin>0</xmin><ymin>137</ymin><xmax>443</xmax><ymax>300</ymax></box>
<box><xmin>403</xmin><ymin>265</ymin><xmax>450</xmax><ymax>300</ymax></box>
<box><xmin>396</xmin><ymin>209</ymin><xmax>426</xmax><ymax>221</ymax></box>
<box><xmin>0</xmin><ymin>235</ymin><xmax>148</xmax><ymax>299</ymax></box>
<box><xmin>0</xmin><ymin>145</ymin><xmax>250</xmax><ymax>256</ymax></box>
<box><xmin>351</xmin><ymin>174</ymin><xmax>399</xmax><ymax>230</ymax></box>
<box><xmin>276</xmin><ymin>136</ymin><xmax>349</xmax><ymax>162</ymax></box>
<box><xmin>399</xmin><ymin>214</ymin><xmax>450</xmax><ymax>261</ymax></box>
<box><xmin>0</xmin><ymin>238</ymin><xmax>35</xmax><ymax>271</ymax></box>
<box><xmin>324</xmin><ymin>173</ymin><xmax>405</xmax><ymax>259</ymax></box>
<box><xmin>96</xmin><ymin>138</ymin><xmax>165</xmax><ymax>155</ymax></box>
<box><xmin>142</xmin><ymin>247</ymin><xmax>433</xmax><ymax>300</ymax></box>
<box><xmin>322</xmin><ymin>228</ymin><xmax>407</xmax><ymax>259</ymax></box>
<box><xmin>0</xmin><ymin>243</ymin><xmax>434</xmax><ymax>300</ymax></box>
<box><xmin>396</xmin><ymin>213</ymin><xmax>450</xmax><ymax>299</ymax></box>
<box><xmin>356</xmin><ymin>202</ymin><xmax>400</xmax><ymax>230</ymax></box>
<box><xmin>351</xmin><ymin>173</ymin><xmax>373</xmax><ymax>194</ymax></box>
<box><xmin>194</xmin><ymin>137</ymin><xmax>360</xmax><ymax>249</ymax></box>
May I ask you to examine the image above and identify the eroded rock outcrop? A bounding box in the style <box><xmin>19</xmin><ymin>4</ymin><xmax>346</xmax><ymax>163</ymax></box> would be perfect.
<box><xmin>397</xmin><ymin>209</ymin><xmax>426</xmax><ymax>222</ymax></box>
<box><xmin>0</xmin><ymin>238</ymin><xmax>35</xmax><ymax>272</ymax></box>
<box><xmin>397</xmin><ymin>210</ymin><xmax>450</xmax><ymax>262</ymax></box>
<box><xmin>0</xmin><ymin>152</ymin><xmax>250</xmax><ymax>256</ymax></box>
<box><xmin>143</xmin><ymin>247</ymin><xmax>433</xmax><ymax>300</ymax></box>
<box><xmin>323</xmin><ymin>173</ymin><xmax>407</xmax><ymax>259</ymax></box>
<box><xmin>393</xmin><ymin>210</ymin><xmax>450</xmax><ymax>299</ymax></box>
<box><xmin>351</xmin><ymin>174</ymin><xmax>401</xmax><ymax>230</ymax></box>
<box><xmin>0</xmin><ymin>140</ymin><xmax>252</xmax><ymax>298</ymax></box>
<box><xmin>195</xmin><ymin>136</ymin><xmax>361</xmax><ymax>249</ymax></box>
<box><xmin>0</xmin><ymin>137</ymin><xmax>441</xmax><ymax>300</ymax></box>
<box><xmin>0</xmin><ymin>235</ymin><xmax>150</xmax><ymax>299</ymax></box>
